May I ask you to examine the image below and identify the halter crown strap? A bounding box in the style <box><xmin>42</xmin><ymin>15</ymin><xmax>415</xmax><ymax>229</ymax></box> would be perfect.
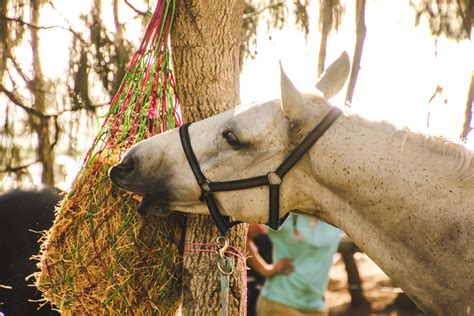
<box><xmin>276</xmin><ymin>106</ymin><xmax>342</xmax><ymax>177</ymax></box>
<box><xmin>179</xmin><ymin>106</ymin><xmax>342</xmax><ymax>235</ymax></box>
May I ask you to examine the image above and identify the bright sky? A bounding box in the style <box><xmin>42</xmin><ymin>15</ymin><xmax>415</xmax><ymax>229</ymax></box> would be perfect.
<box><xmin>240</xmin><ymin>0</ymin><xmax>474</xmax><ymax>140</ymax></box>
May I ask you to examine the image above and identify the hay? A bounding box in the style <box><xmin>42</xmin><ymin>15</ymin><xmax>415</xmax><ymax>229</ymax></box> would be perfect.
<box><xmin>36</xmin><ymin>151</ymin><xmax>183</xmax><ymax>314</ymax></box>
<box><xmin>35</xmin><ymin>1</ymin><xmax>184</xmax><ymax>313</ymax></box>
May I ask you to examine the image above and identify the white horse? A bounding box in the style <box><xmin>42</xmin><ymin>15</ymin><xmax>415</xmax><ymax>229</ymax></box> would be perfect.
<box><xmin>110</xmin><ymin>53</ymin><xmax>474</xmax><ymax>316</ymax></box>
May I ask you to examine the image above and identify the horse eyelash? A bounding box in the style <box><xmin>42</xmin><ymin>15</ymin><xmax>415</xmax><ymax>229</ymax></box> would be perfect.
<box><xmin>222</xmin><ymin>130</ymin><xmax>243</xmax><ymax>148</ymax></box>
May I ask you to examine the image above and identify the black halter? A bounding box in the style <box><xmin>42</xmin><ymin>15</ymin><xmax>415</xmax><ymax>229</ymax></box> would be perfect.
<box><xmin>179</xmin><ymin>106</ymin><xmax>342</xmax><ymax>236</ymax></box>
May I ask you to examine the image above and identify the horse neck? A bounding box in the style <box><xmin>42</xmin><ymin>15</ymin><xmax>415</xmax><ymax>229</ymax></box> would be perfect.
<box><xmin>300</xmin><ymin>113</ymin><xmax>474</xmax><ymax>315</ymax></box>
<box><xmin>306</xmin><ymin>112</ymin><xmax>474</xmax><ymax>222</ymax></box>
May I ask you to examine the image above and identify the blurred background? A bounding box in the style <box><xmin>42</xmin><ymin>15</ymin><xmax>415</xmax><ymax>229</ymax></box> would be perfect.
<box><xmin>0</xmin><ymin>0</ymin><xmax>473</xmax><ymax>314</ymax></box>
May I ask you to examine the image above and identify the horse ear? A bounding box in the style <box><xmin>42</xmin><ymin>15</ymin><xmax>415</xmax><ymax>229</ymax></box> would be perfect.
<box><xmin>280</xmin><ymin>62</ymin><xmax>306</xmax><ymax>125</ymax></box>
<box><xmin>315</xmin><ymin>51</ymin><xmax>350</xmax><ymax>99</ymax></box>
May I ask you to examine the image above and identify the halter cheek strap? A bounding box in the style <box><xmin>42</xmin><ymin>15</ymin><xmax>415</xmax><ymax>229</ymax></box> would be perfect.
<box><xmin>179</xmin><ymin>106</ymin><xmax>342</xmax><ymax>236</ymax></box>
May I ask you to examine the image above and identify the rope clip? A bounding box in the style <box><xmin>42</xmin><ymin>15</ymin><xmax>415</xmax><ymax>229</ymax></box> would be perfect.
<box><xmin>216</xmin><ymin>235</ymin><xmax>230</xmax><ymax>260</ymax></box>
<box><xmin>216</xmin><ymin>235</ymin><xmax>233</xmax><ymax>275</ymax></box>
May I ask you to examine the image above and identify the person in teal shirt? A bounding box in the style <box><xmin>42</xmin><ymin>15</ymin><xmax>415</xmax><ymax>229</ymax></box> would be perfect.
<box><xmin>247</xmin><ymin>213</ymin><xmax>340</xmax><ymax>316</ymax></box>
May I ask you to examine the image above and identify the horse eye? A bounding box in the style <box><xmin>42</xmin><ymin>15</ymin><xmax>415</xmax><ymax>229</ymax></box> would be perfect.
<box><xmin>222</xmin><ymin>130</ymin><xmax>241</xmax><ymax>147</ymax></box>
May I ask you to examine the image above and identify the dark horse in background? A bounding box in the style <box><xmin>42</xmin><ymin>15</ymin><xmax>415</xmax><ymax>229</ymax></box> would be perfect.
<box><xmin>0</xmin><ymin>187</ymin><xmax>60</xmax><ymax>315</ymax></box>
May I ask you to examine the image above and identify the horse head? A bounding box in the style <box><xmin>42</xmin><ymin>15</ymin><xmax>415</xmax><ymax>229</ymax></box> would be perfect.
<box><xmin>110</xmin><ymin>52</ymin><xmax>350</xmax><ymax>224</ymax></box>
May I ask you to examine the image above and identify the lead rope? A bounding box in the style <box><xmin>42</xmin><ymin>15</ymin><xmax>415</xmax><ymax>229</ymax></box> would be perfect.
<box><xmin>185</xmin><ymin>237</ymin><xmax>247</xmax><ymax>315</ymax></box>
<box><xmin>216</xmin><ymin>236</ymin><xmax>233</xmax><ymax>316</ymax></box>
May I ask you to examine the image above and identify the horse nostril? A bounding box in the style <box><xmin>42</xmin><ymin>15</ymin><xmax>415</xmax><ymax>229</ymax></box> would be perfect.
<box><xmin>121</xmin><ymin>157</ymin><xmax>135</xmax><ymax>173</ymax></box>
<box><xmin>111</xmin><ymin>157</ymin><xmax>135</xmax><ymax>180</ymax></box>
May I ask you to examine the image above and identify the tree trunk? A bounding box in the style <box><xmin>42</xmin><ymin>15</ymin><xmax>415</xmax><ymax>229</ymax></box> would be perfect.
<box><xmin>317</xmin><ymin>0</ymin><xmax>333</xmax><ymax>76</ymax></box>
<box><xmin>461</xmin><ymin>71</ymin><xmax>474</xmax><ymax>139</ymax></box>
<box><xmin>345</xmin><ymin>0</ymin><xmax>366</xmax><ymax>107</ymax></box>
<box><xmin>30</xmin><ymin>0</ymin><xmax>55</xmax><ymax>186</ymax></box>
<box><xmin>0</xmin><ymin>0</ymin><xmax>8</xmax><ymax>81</ymax></box>
<box><xmin>171</xmin><ymin>1</ymin><xmax>248</xmax><ymax>315</ymax></box>
<box><xmin>112</xmin><ymin>0</ymin><xmax>128</xmax><ymax>94</ymax></box>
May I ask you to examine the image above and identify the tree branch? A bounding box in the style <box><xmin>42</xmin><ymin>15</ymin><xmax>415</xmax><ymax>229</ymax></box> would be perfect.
<box><xmin>0</xmin><ymin>159</ymin><xmax>40</xmax><ymax>173</ymax></box>
<box><xmin>461</xmin><ymin>72</ymin><xmax>474</xmax><ymax>140</ymax></box>
<box><xmin>0</xmin><ymin>15</ymin><xmax>87</xmax><ymax>43</ymax></box>
<box><xmin>0</xmin><ymin>83</ymin><xmax>108</xmax><ymax>119</ymax></box>
<box><xmin>345</xmin><ymin>0</ymin><xmax>367</xmax><ymax>106</ymax></box>
<box><xmin>242</xmin><ymin>3</ymin><xmax>284</xmax><ymax>19</ymax></box>
<box><xmin>9</xmin><ymin>55</ymin><xmax>32</xmax><ymax>83</ymax></box>
<box><xmin>124</xmin><ymin>0</ymin><xmax>148</xmax><ymax>17</ymax></box>
<box><xmin>51</xmin><ymin>116</ymin><xmax>60</xmax><ymax>150</ymax></box>
<box><xmin>0</xmin><ymin>83</ymin><xmax>48</xmax><ymax>118</ymax></box>
<box><xmin>456</xmin><ymin>0</ymin><xmax>472</xmax><ymax>38</ymax></box>
<box><xmin>1</xmin><ymin>15</ymin><xmax>57</xmax><ymax>30</ymax></box>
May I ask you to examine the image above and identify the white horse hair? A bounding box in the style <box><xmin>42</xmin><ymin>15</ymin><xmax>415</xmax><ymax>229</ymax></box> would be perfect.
<box><xmin>110</xmin><ymin>52</ymin><xmax>474</xmax><ymax>316</ymax></box>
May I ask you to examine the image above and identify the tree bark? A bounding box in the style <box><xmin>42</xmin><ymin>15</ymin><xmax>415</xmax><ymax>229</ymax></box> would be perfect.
<box><xmin>461</xmin><ymin>71</ymin><xmax>474</xmax><ymax>139</ymax></box>
<box><xmin>112</xmin><ymin>0</ymin><xmax>128</xmax><ymax>94</ymax></box>
<box><xmin>30</xmin><ymin>0</ymin><xmax>55</xmax><ymax>186</ymax></box>
<box><xmin>171</xmin><ymin>1</ymin><xmax>248</xmax><ymax>315</ymax></box>
<box><xmin>345</xmin><ymin>0</ymin><xmax>366</xmax><ymax>107</ymax></box>
<box><xmin>0</xmin><ymin>0</ymin><xmax>8</xmax><ymax>81</ymax></box>
<box><xmin>317</xmin><ymin>0</ymin><xmax>333</xmax><ymax>76</ymax></box>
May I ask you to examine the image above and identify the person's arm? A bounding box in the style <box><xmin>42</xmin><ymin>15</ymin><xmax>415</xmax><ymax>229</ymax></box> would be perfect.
<box><xmin>246</xmin><ymin>224</ymin><xmax>294</xmax><ymax>278</ymax></box>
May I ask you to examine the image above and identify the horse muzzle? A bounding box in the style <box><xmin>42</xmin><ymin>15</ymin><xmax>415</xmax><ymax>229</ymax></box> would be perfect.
<box><xmin>109</xmin><ymin>154</ymin><xmax>138</xmax><ymax>190</ymax></box>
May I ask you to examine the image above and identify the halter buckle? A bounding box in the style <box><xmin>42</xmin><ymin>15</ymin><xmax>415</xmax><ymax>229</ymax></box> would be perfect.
<box><xmin>200</xmin><ymin>180</ymin><xmax>211</xmax><ymax>192</ymax></box>
<box><xmin>266</xmin><ymin>171</ymin><xmax>282</xmax><ymax>185</ymax></box>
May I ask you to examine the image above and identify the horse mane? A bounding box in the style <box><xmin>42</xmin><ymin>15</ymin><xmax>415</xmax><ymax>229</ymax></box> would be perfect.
<box><xmin>343</xmin><ymin>111</ymin><xmax>474</xmax><ymax>182</ymax></box>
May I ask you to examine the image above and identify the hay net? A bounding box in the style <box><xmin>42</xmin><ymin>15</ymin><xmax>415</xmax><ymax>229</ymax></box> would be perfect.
<box><xmin>36</xmin><ymin>0</ymin><xmax>184</xmax><ymax>314</ymax></box>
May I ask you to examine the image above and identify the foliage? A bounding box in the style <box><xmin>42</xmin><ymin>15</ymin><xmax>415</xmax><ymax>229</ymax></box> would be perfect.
<box><xmin>241</xmin><ymin>0</ymin><xmax>312</xmax><ymax>65</ymax></box>
<box><xmin>318</xmin><ymin>0</ymin><xmax>343</xmax><ymax>33</ymax></box>
<box><xmin>411</xmin><ymin>0</ymin><xmax>474</xmax><ymax>40</ymax></box>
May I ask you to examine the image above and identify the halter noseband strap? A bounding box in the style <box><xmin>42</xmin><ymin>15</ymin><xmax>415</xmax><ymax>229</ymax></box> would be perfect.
<box><xmin>179</xmin><ymin>106</ymin><xmax>342</xmax><ymax>236</ymax></box>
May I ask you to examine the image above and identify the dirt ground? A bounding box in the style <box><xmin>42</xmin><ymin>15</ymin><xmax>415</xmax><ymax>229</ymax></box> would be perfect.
<box><xmin>326</xmin><ymin>253</ymin><xmax>424</xmax><ymax>316</ymax></box>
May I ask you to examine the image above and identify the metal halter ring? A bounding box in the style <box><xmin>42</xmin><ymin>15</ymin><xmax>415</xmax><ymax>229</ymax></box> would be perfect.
<box><xmin>266</xmin><ymin>171</ymin><xmax>282</xmax><ymax>185</ymax></box>
<box><xmin>200</xmin><ymin>179</ymin><xmax>211</xmax><ymax>192</ymax></box>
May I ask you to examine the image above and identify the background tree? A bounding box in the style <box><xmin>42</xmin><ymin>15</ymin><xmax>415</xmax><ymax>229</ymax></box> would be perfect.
<box><xmin>345</xmin><ymin>0</ymin><xmax>366</xmax><ymax>106</ymax></box>
<box><xmin>0</xmin><ymin>0</ymin><xmax>142</xmax><ymax>190</ymax></box>
<box><xmin>463</xmin><ymin>73</ymin><xmax>474</xmax><ymax>139</ymax></box>
<box><xmin>0</xmin><ymin>0</ymin><xmax>56</xmax><ymax>186</ymax></box>
<box><xmin>317</xmin><ymin>0</ymin><xmax>343</xmax><ymax>76</ymax></box>
<box><xmin>241</xmin><ymin>0</ymin><xmax>310</xmax><ymax>66</ymax></box>
<box><xmin>411</xmin><ymin>0</ymin><xmax>474</xmax><ymax>139</ymax></box>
